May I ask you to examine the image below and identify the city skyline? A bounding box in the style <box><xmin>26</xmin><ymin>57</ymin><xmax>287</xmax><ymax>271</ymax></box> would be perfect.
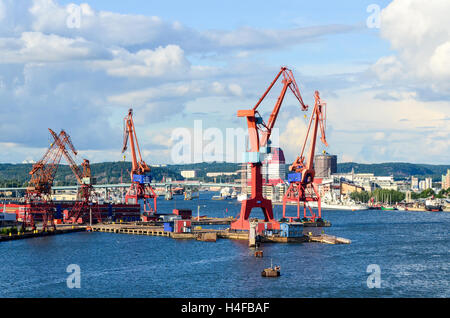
<box><xmin>0</xmin><ymin>0</ymin><xmax>449</xmax><ymax>165</ymax></box>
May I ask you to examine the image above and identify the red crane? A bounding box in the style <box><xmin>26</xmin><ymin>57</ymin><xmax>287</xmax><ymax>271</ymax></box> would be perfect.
<box><xmin>48</xmin><ymin>129</ymin><xmax>102</xmax><ymax>224</ymax></box>
<box><xmin>122</xmin><ymin>108</ymin><xmax>157</xmax><ymax>214</ymax></box>
<box><xmin>282</xmin><ymin>90</ymin><xmax>328</xmax><ymax>222</ymax></box>
<box><xmin>231</xmin><ymin>67</ymin><xmax>308</xmax><ymax>231</ymax></box>
<box><xmin>24</xmin><ymin>129</ymin><xmax>71</xmax><ymax>231</ymax></box>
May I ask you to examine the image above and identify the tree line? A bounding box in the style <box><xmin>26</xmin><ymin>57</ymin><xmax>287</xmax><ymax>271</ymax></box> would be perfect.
<box><xmin>350</xmin><ymin>187</ymin><xmax>450</xmax><ymax>203</ymax></box>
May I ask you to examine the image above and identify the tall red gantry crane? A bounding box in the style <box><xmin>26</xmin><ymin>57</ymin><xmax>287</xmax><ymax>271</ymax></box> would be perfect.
<box><xmin>231</xmin><ymin>67</ymin><xmax>309</xmax><ymax>231</ymax></box>
<box><xmin>48</xmin><ymin>129</ymin><xmax>102</xmax><ymax>224</ymax></box>
<box><xmin>122</xmin><ymin>108</ymin><xmax>157</xmax><ymax>214</ymax></box>
<box><xmin>24</xmin><ymin>129</ymin><xmax>74</xmax><ymax>231</ymax></box>
<box><xmin>282</xmin><ymin>90</ymin><xmax>328</xmax><ymax>222</ymax></box>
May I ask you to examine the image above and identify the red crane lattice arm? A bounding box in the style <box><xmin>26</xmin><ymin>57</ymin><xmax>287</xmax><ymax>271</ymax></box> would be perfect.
<box><xmin>27</xmin><ymin>130</ymin><xmax>66</xmax><ymax>196</ymax></box>
<box><xmin>122</xmin><ymin>108</ymin><xmax>150</xmax><ymax>177</ymax></box>
<box><xmin>239</xmin><ymin>67</ymin><xmax>309</xmax><ymax>150</ymax></box>
<box><xmin>289</xmin><ymin>90</ymin><xmax>328</xmax><ymax>182</ymax></box>
<box><xmin>48</xmin><ymin>129</ymin><xmax>84</xmax><ymax>184</ymax></box>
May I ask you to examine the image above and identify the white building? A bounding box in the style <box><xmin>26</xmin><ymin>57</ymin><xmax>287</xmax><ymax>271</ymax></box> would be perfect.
<box><xmin>181</xmin><ymin>170</ymin><xmax>196</xmax><ymax>179</ymax></box>
<box><xmin>425</xmin><ymin>177</ymin><xmax>432</xmax><ymax>190</ymax></box>
<box><xmin>331</xmin><ymin>172</ymin><xmax>397</xmax><ymax>191</ymax></box>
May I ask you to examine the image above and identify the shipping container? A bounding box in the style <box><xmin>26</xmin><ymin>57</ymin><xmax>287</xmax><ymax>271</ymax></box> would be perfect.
<box><xmin>172</xmin><ymin>209</ymin><xmax>192</xmax><ymax>219</ymax></box>
<box><xmin>174</xmin><ymin>220</ymin><xmax>192</xmax><ymax>233</ymax></box>
<box><xmin>163</xmin><ymin>222</ymin><xmax>174</xmax><ymax>232</ymax></box>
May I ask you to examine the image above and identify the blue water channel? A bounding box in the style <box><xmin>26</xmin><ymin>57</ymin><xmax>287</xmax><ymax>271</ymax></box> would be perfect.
<box><xmin>0</xmin><ymin>192</ymin><xmax>448</xmax><ymax>297</ymax></box>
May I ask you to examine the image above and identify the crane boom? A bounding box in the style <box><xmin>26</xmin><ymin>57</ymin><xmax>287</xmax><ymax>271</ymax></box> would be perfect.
<box><xmin>122</xmin><ymin>108</ymin><xmax>150</xmax><ymax>177</ymax></box>
<box><xmin>249</xmin><ymin>67</ymin><xmax>309</xmax><ymax>148</ymax></box>
<box><xmin>27</xmin><ymin>130</ymin><xmax>66</xmax><ymax>196</ymax></box>
<box><xmin>48</xmin><ymin>129</ymin><xmax>83</xmax><ymax>184</ymax></box>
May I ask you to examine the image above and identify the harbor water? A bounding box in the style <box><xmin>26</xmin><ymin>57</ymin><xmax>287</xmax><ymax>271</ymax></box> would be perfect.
<box><xmin>0</xmin><ymin>192</ymin><xmax>448</xmax><ymax>297</ymax></box>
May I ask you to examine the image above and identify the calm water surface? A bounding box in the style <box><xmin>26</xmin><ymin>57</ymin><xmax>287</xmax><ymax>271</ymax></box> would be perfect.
<box><xmin>0</xmin><ymin>192</ymin><xmax>448</xmax><ymax>297</ymax></box>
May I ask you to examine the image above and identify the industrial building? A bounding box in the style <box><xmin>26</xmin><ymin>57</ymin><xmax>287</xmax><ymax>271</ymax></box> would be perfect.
<box><xmin>314</xmin><ymin>154</ymin><xmax>337</xmax><ymax>178</ymax></box>
<box><xmin>243</xmin><ymin>147</ymin><xmax>287</xmax><ymax>200</ymax></box>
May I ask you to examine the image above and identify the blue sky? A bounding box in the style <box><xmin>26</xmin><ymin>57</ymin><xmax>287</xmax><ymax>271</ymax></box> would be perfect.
<box><xmin>0</xmin><ymin>0</ymin><xmax>449</xmax><ymax>165</ymax></box>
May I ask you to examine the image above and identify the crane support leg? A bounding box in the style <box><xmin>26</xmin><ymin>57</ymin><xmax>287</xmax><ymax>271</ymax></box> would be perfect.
<box><xmin>231</xmin><ymin>164</ymin><xmax>279</xmax><ymax>230</ymax></box>
<box><xmin>282</xmin><ymin>182</ymin><xmax>322</xmax><ymax>222</ymax></box>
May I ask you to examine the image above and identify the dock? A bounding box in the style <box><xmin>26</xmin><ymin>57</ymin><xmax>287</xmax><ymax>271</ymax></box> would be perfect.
<box><xmin>0</xmin><ymin>225</ymin><xmax>86</xmax><ymax>242</ymax></box>
<box><xmin>89</xmin><ymin>221</ymin><xmax>350</xmax><ymax>245</ymax></box>
<box><xmin>0</xmin><ymin>217</ymin><xmax>350</xmax><ymax>245</ymax></box>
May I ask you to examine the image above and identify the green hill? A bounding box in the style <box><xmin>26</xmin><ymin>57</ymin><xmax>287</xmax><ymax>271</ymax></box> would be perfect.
<box><xmin>337</xmin><ymin>162</ymin><xmax>450</xmax><ymax>180</ymax></box>
<box><xmin>0</xmin><ymin>162</ymin><xmax>183</xmax><ymax>187</ymax></box>
<box><xmin>1</xmin><ymin>161</ymin><xmax>449</xmax><ymax>187</ymax></box>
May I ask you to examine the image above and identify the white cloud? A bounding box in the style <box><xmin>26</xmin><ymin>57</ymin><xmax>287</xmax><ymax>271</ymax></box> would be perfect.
<box><xmin>0</xmin><ymin>31</ymin><xmax>109</xmax><ymax>63</ymax></box>
<box><xmin>325</xmin><ymin>89</ymin><xmax>450</xmax><ymax>164</ymax></box>
<box><xmin>92</xmin><ymin>45</ymin><xmax>190</xmax><ymax>78</ymax></box>
<box><xmin>279</xmin><ymin>117</ymin><xmax>308</xmax><ymax>162</ymax></box>
<box><xmin>372</xmin><ymin>0</ymin><xmax>450</xmax><ymax>97</ymax></box>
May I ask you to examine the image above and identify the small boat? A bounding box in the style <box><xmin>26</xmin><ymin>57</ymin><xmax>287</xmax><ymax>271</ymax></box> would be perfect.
<box><xmin>237</xmin><ymin>193</ymin><xmax>247</xmax><ymax>202</ymax></box>
<box><xmin>212</xmin><ymin>195</ymin><xmax>226</xmax><ymax>200</ymax></box>
<box><xmin>261</xmin><ymin>259</ymin><xmax>280</xmax><ymax>277</ymax></box>
<box><xmin>381</xmin><ymin>205</ymin><xmax>397</xmax><ymax>211</ymax></box>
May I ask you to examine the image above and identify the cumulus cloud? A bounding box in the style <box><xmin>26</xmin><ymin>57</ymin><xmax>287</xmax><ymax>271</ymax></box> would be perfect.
<box><xmin>279</xmin><ymin>117</ymin><xmax>309</xmax><ymax>162</ymax></box>
<box><xmin>4</xmin><ymin>0</ymin><xmax>355</xmax><ymax>53</ymax></box>
<box><xmin>371</xmin><ymin>0</ymin><xmax>450</xmax><ymax>98</ymax></box>
<box><xmin>92</xmin><ymin>45</ymin><xmax>191</xmax><ymax>78</ymax></box>
<box><xmin>0</xmin><ymin>31</ymin><xmax>110</xmax><ymax>63</ymax></box>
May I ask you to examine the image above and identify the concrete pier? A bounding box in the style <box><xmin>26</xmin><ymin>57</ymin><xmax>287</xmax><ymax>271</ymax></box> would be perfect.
<box><xmin>0</xmin><ymin>225</ymin><xmax>86</xmax><ymax>242</ymax></box>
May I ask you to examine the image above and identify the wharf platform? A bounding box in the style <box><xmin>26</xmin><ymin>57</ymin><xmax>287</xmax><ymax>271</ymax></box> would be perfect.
<box><xmin>89</xmin><ymin>222</ymin><xmax>350</xmax><ymax>244</ymax></box>
<box><xmin>0</xmin><ymin>224</ymin><xmax>86</xmax><ymax>242</ymax></box>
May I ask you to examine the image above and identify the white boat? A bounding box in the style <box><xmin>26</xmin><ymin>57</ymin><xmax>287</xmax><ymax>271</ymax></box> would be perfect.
<box><xmin>237</xmin><ymin>193</ymin><xmax>248</xmax><ymax>202</ymax></box>
<box><xmin>220</xmin><ymin>187</ymin><xmax>231</xmax><ymax>198</ymax></box>
<box><xmin>302</xmin><ymin>199</ymin><xmax>368</xmax><ymax>210</ymax></box>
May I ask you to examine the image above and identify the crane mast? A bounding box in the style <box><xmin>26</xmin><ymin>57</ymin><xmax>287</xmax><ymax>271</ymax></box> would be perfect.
<box><xmin>283</xmin><ymin>90</ymin><xmax>328</xmax><ymax>222</ymax></box>
<box><xmin>122</xmin><ymin>108</ymin><xmax>157</xmax><ymax>214</ymax></box>
<box><xmin>231</xmin><ymin>67</ymin><xmax>308</xmax><ymax>231</ymax></box>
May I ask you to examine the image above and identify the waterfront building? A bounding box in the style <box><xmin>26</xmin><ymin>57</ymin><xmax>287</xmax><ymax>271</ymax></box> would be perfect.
<box><xmin>442</xmin><ymin>169</ymin><xmax>450</xmax><ymax>190</ymax></box>
<box><xmin>331</xmin><ymin>172</ymin><xmax>396</xmax><ymax>192</ymax></box>
<box><xmin>419</xmin><ymin>180</ymin><xmax>426</xmax><ymax>191</ymax></box>
<box><xmin>181</xmin><ymin>170</ymin><xmax>196</xmax><ymax>179</ymax></box>
<box><xmin>314</xmin><ymin>154</ymin><xmax>337</xmax><ymax>178</ymax></box>
<box><xmin>411</xmin><ymin>176</ymin><xmax>419</xmax><ymax>191</ymax></box>
<box><xmin>244</xmin><ymin>147</ymin><xmax>286</xmax><ymax>200</ymax></box>
<box><xmin>425</xmin><ymin>177</ymin><xmax>433</xmax><ymax>190</ymax></box>
<box><xmin>206</xmin><ymin>172</ymin><xmax>239</xmax><ymax>177</ymax></box>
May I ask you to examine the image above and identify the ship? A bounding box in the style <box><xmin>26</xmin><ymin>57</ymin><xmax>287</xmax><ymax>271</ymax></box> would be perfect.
<box><xmin>425</xmin><ymin>199</ymin><xmax>443</xmax><ymax>212</ymax></box>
